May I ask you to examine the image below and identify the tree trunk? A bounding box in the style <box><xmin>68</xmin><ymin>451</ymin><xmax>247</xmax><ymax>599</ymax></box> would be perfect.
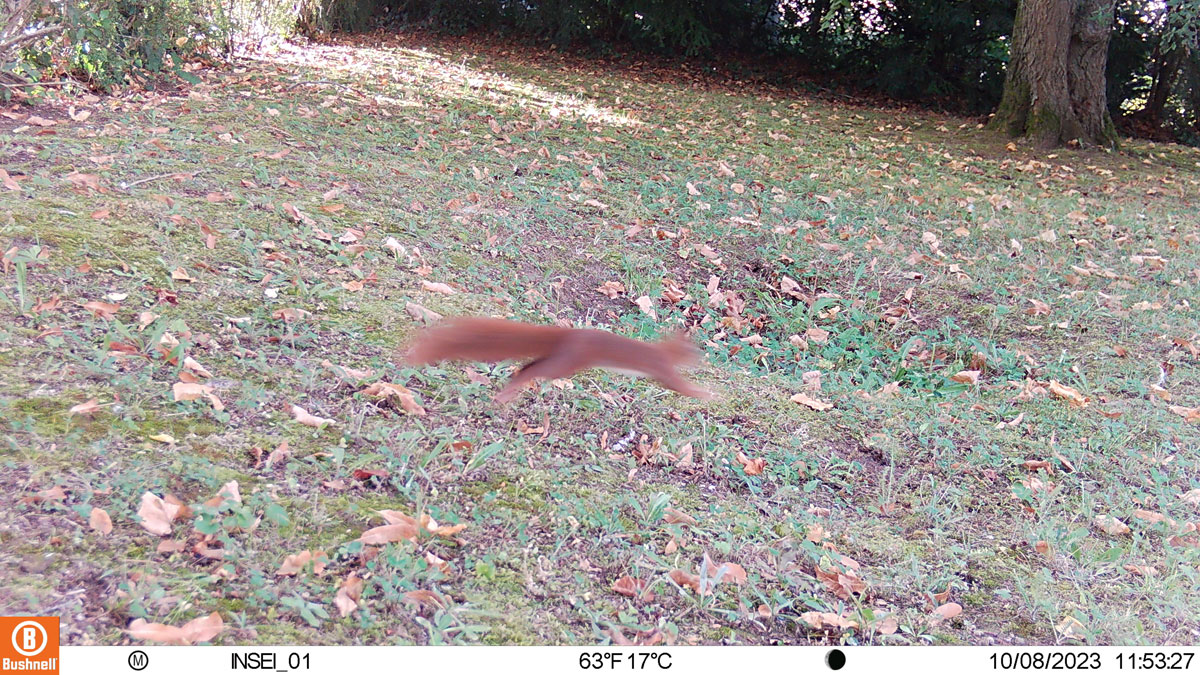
<box><xmin>988</xmin><ymin>0</ymin><xmax>1119</xmax><ymax>149</ymax></box>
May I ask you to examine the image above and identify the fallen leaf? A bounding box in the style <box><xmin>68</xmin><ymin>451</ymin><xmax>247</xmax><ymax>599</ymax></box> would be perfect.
<box><xmin>335</xmin><ymin>574</ymin><xmax>363</xmax><ymax>616</ymax></box>
<box><xmin>358</xmin><ymin>522</ymin><xmax>419</xmax><ymax>545</ymax></box>
<box><xmin>272</xmin><ymin>307</ymin><xmax>311</xmax><ymax>322</ymax></box>
<box><xmin>950</xmin><ymin>370</ymin><xmax>980</xmax><ymax>384</ymax></box>
<box><xmin>634</xmin><ymin>295</ymin><xmax>657</xmax><ymax>319</ymax></box>
<box><xmin>930</xmin><ymin>602</ymin><xmax>963</xmax><ymax>624</ymax></box>
<box><xmin>735</xmin><ymin>451</ymin><xmax>766</xmax><ymax>476</ymax></box>
<box><xmin>291</xmin><ymin>404</ymin><xmax>335</xmax><ymax>428</ymax></box>
<box><xmin>137</xmin><ymin>492</ymin><xmax>175</xmax><ymax>536</ymax></box>
<box><xmin>1093</xmin><ymin>515</ymin><xmax>1131</xmax><ymax>535</ymax></box>
<box><xmin>89</xmin><ymin>507</ymin><xmax>113</xmax><ymax>535</ymax></box>
<box><xmin>405</xmin><ymin>301</ymin><xmax>442</xmax><ymax>323</ymax></box>
<box><xmin>1048</xmin><ymin>380</ymin><xmax>1088</xmax><ymax>407</ymax></box>
<box><xmin>69</xmin><ymin>399</ymin><xmax>100</xmax><ymax>416</ymax></box>
<box><xmin>421</xmin><ymin>280</ymin><xmax>456</xmax><ymax>295</ymax></box>
<box><xmin>127</xmin><ymin>612</ymin><xmax>223</xmax><ymax>645</ymax></box>
<box><xmin>82</xmin><ymin>301</ymin><xmax>120</xmax><ymax>320</ymax></box>
<box><xmin>596</xmin><ymin>281</ymin><xmax>625</xmax><ymax>298</ymax></box>
<box><xmin>663</xmin><ymin>507</ymin><xmax>698</xmax><ymax>527</ymax></box>
<box><xmin>790</xmin><ymin>392</ymin><xmax>833</xmax><ymax>411</ymax></box>
<box><xmin>669</xmin><ymin>569</ymin><xmax>702</xmax><ymax>593</ymax></box>
<box><xmin>612</xmin><ymin>576</ymin><xmax>654</xmax><ymax>602</ymax></box>
<box><xmin>1168</xmin><ymin>405</ymin><xmax>1200</xmax><ymax>423</ymax></box>
<box><xmin>361</xmin><ymin>382</ymin><xmax>426</xmax><ymax>415</ymax></box>
<box><xmin>276</xmin><ymin>550</ymin><xmax>329</xmax><ymax>576</ymax></box>
<box><xmin>1055</xmin><ymin>615</ymin><xmax>1087</xmax><ymax>641</ymax></box>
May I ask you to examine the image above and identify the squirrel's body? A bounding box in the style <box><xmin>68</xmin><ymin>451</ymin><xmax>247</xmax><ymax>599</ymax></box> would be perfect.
<box><xmin>404</xmin><ymin>317</ymin><xmax>709</xmax><ymax>402</ymax></box>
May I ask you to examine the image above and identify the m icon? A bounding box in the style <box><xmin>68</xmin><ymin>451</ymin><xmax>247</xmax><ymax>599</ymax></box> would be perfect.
<box><xmin>128</xmin><ymin>650</ymin><xmax>149</xmax><ymax>671</ymax></box>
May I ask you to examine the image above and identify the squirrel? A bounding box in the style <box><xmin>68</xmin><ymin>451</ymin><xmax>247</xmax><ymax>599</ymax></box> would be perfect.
<box><xmin>402</xmin><ymin>317</ymin><xmax>711</xmax><ymax>403</ymax></box>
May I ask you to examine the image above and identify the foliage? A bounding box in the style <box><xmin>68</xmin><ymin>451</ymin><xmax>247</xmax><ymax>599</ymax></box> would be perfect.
<box><xmin>10</xmin><ymin>0</ymin><xmax>222</xmax><ymax>90</ymax></box>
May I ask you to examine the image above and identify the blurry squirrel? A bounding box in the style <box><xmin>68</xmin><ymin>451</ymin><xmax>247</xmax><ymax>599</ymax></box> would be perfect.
<box><xmin>403</xmin><ymin>317</ymin><xmax>710</xmax><ymax>403</ymax></box>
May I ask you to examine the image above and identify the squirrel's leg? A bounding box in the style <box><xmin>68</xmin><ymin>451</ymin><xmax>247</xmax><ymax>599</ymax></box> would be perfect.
<box><xmin>494</xmin><ymin>355</ymin><xmax>582</xmax><ymax>403</ymax></box>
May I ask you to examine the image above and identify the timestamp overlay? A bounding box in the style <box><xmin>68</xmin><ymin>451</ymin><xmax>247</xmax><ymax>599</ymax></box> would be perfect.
<box><xmin>54</xmin><ymin>645</ymin><xmax>1198</xmax><ymax>675</ymax></box>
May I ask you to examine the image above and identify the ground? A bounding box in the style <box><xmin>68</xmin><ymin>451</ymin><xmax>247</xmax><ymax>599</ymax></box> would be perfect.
<box><xmin>1</xmin><ymin>30</ymin><xmax>1199</xmax><ymax>646</ymax></box>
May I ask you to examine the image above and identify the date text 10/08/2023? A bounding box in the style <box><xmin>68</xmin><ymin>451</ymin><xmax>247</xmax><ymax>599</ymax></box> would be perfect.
<box><xmin>991</xmin><ymin>652</ymin><xmax>1195</xmax><ymax>670</ymax></box>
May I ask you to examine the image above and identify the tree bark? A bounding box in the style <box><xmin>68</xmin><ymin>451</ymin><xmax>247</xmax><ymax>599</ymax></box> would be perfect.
<box><xmin>989</xmin><ymin>0</ymin><xmax>1118</xmax><ymax>149</ymax></box>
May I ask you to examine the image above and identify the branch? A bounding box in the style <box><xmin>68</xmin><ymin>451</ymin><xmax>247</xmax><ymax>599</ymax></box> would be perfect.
<box><xmin>0</xmin><ymin>23</ymin><xmax>63</xmax><ymax>54</ymax></box>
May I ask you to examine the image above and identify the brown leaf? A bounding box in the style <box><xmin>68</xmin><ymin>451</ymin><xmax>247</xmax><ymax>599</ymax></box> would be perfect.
<box><xmin>402</xmin><ymin>589</ymin><xmax>447</xmax><ymax>610</ymax></box>
<box><xmin>612</xmin><ymin>576</ymin><xmax>655</xmax><ymax>602</ymax></box>
<box><xmin>171</xmin><ymin>267</ymin><xmax>194</xmax><ymax>282</ymax></box>
<box><xmin>663</xmin><ymin>507</ymin><xmax>698</xmax><ymax>527</ymax></box>
<box><xmin>291</xmin><ymin>404</ymin><xmax>335</xmax><ymax>428</ymax></box>
<box><xmin>669</xmin><ymin>569</ymin><xmax>702</xmax><ymax>593</ymax></box>
<box><xmin>405</xmin><ymin>301</ymin><xmax>442</xmax><ymax>323</ymax></box>
<box><xmin>335</xmin><ymin>574</ymin><xmax>364</xmax><ymax>617</ymax></box>
<box><xmin>127</xmin><ymin>612</ymin><xmax>223</xmax><ymax>645</ymax></box>
<box><xmin>272</xmin><ymin>307</ymin><xmax>311</xmax><ymax>322</ymax></box>
<box><xmin>172</xmin><ymin>382</ymin><xmax>224</xmax><ymax>411</ymax></box>
<box><xmin>1168</xmin><ymin>405</ymin><xmax>1200</xmax><ymax>423</ymax></box>
<box><xmin>361</xmin><ymin>382</ymin><xmax>426</xmax><ymax>415</ymax></box>
<box><xmin>276</xmin><ymin>550</ymin><xmax>329</xmax><ymax>576</ymax></box>
<box><xmin>950</xmin><ymin>370</ymin><xmax>980</xmax><ymax>384</ymax></box>
<box><xmin>701</xmin><ymin>557</ymin><xmax>747</xmax><ymax>584</ymax></box>
<box><xmin>735</xmin><ymin>451</ymin><xmax>766</xmax><ymax>476</ymax></box>
<box><xmin>321</xmin><ymin>359</ymin><xmax>375</xmax><ymax>383</ymax></box>
<box><xmin>790</xmin><ymin>392</ymin><xmax>833</xmax><ymax>411</ymax></box>
<box><xmin>421</xmin><ymin>281</ymin><xmax>456</xmax><ymax>295</ymax></box>
<box><xmin>89</xmin><ymin>507</ymin><xmax>113</xmax><ymax>535</ymax></box>
<box><xmin>1048</xmin><ymin>380</ymin><xmax>1089</xmax><ymax>407</ymax></box>
<box><xmin>82</xmin><ymin>300</ymin><xmax>120</xmax><ymax>320</ymax></box>
<box><xmin>358</xmin><ymin>523</ymin><xmax>418</xmax><ymax>545</ymax></box>
<box><xmin>596</xmin><ymin>281</ymin><xmax>625</xmax><ymax>298</ymax></box>
<box><xmin>69</xmin><ymin>398</ymin><xmax>101</xmax><ymax>416</ymax></box>
<box><xmin>156</xmin><ymin>539</ymin><xmax>187</xmax><ymax>554</ymax></box>
<box><xmin>930</xmin><ymin>602</ymin><xmax>963</xmax><ymax>624</ymax></box>
<box><xmin>805</xmin><ymin>327</ymin><xmax>830</xmax><ymax>344</ymax></box>
<box><xmin>1093</xmin><ymin>515</ymin><xmax>1131</xmax><ymax>535</ymax></box>
<box><xmin>137</xmin><ymin>492</ymin><xmax>175</xmax><ymax>536</ymax></box>
<box><xmin>1055</xmin><ymin>616</ymin><xmax>1087</xmax><ymax>641</ymax></box>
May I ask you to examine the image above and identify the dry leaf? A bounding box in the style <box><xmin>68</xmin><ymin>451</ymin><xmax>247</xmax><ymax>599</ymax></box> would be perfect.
<box><xmin>276</xmin><ymin>550</ymin><xmax>329</xmax><ymax>576</ymax></box>
<box><xmin>612</xmin><ymin>576</ymin><xmax>654</xmax><ymax>602</ymax></box>
<box><xmin>663</xmin><ymin>507</ymin><xmax>698</xmax><ymax>527</ymax></box>
<box><xmin>137</xmin><ymin>492</ymin><xmax>175</xmax><ymax>536</ymax></box>
<box><xmin>790</xmin><ymin>392</ymin><xmax>833</xmax><ymax>411</ymax></box>
<box><xmin>735</xmin><ymin>451</ymin><xmax>766</xmax><ymax>476</ymax></box>
<box><xmin>405</xmin><ymin>301</ymin><xmax>442</xmax><ymax>323</ymax></box>
<box><xmin>83</xmin><ymin>301</ymin><xmax>120</xmax><ymax>320</ymax></box>
<box><xmin>291</xmin><ymin>404</ymin><xmax>335</xmax><ymax>428</ymax></box>
<box><xmin>69</xmin><ymin>398</ymin><xmax>101</xmax><ymax>416</ymax></box>
<box><xmin>127</xmin><ymin>612</ymin><xmax>223</xmax><ymax>645</ymax></box>
<box><xmin>361</xmin><ymin>382</ymin><xmax>426</xmax><ymax>415</ymax></box>
<box><xmin>1055</xmin><ymin>616</ymin><xmax>1087</xmax><ymax>641</ymax></box>
<box><xmin>1168</xmin><ymin>405</ymin><xmax>1200</xmax><ymax>423</ymax></box>
<box><xmin>930</xmin><ymin>602</ymin><xmax>963</xmax><ymax>624</ymax></box>
<box><xmin>1094</xmin><ymin>515</ymin><xmax>1131</xmax><ymax>535</ymax></box>
<box><xmin>634</xmin><ymin>295</ymin><xmax>657</xmax><ymax>319</ymax></box>
<box><xmin>950</xmin><ymin>370</ymin><xmax>980</xmax><ymax>384</ymax></box>
<box><xmin>335</xmin><ymin>574</ymin><xmax>364</xmax><ymax>617</ymax></box>
<box><xmin>89</xmin><ymin>507</ymin><xmax>113</xmax><ymax>535</ymax></box>
<box><xmin>1048</xmin><ymin>380</ymin><xmax>1088</xmax><ymax>407</ymax></box>
<box><xmin>421</xmin><ymin>280</ymin><xmax>456</xmax><ymax>295</ymax></box>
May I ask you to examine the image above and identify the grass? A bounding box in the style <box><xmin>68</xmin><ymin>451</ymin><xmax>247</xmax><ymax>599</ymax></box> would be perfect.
<box><xmin>1</xmin><ymin>30</ymin><xmax>1198</xmax><ymax>646</ymax></box>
